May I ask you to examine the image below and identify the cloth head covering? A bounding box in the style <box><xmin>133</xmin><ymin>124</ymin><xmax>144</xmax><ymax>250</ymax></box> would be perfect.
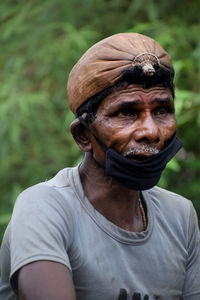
<box><xmin>67</xmin><ymin>33</ymin><xmax>173</xmax><ymax>114</ymax></box>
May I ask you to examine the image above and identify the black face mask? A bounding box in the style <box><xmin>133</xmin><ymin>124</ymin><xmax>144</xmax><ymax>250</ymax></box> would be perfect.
<box><xmin>79</xmin><ymin>117</ymin><xmax>182</xmax><ymax>190</ymax></box>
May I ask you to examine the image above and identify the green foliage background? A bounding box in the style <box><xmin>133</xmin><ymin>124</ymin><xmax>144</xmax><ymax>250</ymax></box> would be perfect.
<box><xmin>0</xmin><ymin>0</ymin><xmax>200</xmax><ymax>241</ymax></box>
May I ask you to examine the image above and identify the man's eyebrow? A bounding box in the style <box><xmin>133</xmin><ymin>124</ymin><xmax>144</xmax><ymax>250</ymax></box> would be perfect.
<box><xmin>151</xmin><ymin>97</ymin><xmax>173</xmax><ymax>105</ymax></box>
<box><xmin>118</xmin><ymin>97</ymin><xmax>173</xmax><ymax>108</ymax></box>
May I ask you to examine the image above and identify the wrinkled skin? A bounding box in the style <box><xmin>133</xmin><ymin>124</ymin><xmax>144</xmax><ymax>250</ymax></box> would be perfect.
<box><xmin>89</xmin><ymin>84</ymin><xmax>176</xmax><ymax>165</ymax></box>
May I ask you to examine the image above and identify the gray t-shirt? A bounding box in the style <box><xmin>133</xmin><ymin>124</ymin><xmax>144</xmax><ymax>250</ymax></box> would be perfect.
<box><xmin>0</xmin><ymin>166</ymin><xmax>200</xmax><ymax>299</ymax></box>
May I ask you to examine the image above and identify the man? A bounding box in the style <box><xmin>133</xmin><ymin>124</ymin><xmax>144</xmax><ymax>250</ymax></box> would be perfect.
<box><xmin>0</xmin><ymin>33</ymin><xmax>200</xmax><ymax>300</ymax></box>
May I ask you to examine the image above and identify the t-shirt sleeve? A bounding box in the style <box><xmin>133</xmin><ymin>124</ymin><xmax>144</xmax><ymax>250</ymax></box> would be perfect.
<box><xmin>9</xmin><ymin>184</ymin><xmax>74</xmax><ymax>290</ymax></box>
<box><xmin>182</xmin><ymin>201</ymin><xmax>200</xmax><ymax>299</ymax></box>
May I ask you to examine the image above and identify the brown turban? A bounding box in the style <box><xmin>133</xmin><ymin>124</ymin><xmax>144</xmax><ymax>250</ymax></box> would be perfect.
<box><xmin>67</xmin><ymin>33</ymin><xmax>173</xmax><ymax>114</ymax></box>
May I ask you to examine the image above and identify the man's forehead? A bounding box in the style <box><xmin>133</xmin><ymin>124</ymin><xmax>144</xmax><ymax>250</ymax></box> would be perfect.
<box><xmin>99</xmin><ymin>85</ymin><xmax>173</xmax><ymax>108</ymax></box>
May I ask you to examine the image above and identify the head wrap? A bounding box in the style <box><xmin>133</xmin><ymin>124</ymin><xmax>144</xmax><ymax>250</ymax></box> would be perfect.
<box><xmin>67</xmin><ymin>33</ymin><xmax>174</xmax><ymax>114</ymax></box>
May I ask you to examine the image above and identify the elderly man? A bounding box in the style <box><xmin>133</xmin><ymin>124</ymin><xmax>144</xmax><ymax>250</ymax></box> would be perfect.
<box><xmin>0</xmin><ymin>33</ymin><xmax>200</xmax><ymax>300</ymax></box>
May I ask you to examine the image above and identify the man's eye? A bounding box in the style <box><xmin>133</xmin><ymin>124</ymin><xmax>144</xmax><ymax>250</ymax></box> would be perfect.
<box><xmin>119</xmin><ymin>109</ymin><xmax>137</xmax><ymax>117</ymax></box>
<box><xmin>154</xmin><ymin>106</ymin><xmax>172</xmax><ymax>115</ymax></box>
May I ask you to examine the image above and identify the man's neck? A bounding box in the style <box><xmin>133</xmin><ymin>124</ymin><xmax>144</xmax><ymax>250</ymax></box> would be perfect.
<box><xmin>79</xmin><ymin>153</ymin><xmax>145</xmax><ymax>232</ymax></box>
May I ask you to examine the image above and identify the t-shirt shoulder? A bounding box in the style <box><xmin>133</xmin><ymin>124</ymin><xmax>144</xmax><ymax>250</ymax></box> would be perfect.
<box><xmin>11</xmin><ymin>167</ymin><xmax>81</xmax><ymax>241</ymax></box>
<box><xmin>146</xmin><ymin>185</ymin><xmax>197</xmax><ymax>231</ymax></box>
<box><xmin>14</xmin><ymin>167</ymin><xmax>78</xmax><ymax>207</ymax></box>
<box><xmin>148</xmin><ymin>185</ymin><xmax>192</xmax><ymax>209</ymax></box>
<box><xmin>8</xmin><ymin>167</ymin><xmax>80</xmax><ymax>283</ymax></box>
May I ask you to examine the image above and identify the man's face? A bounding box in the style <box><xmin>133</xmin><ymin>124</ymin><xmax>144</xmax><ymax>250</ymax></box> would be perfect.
<box><xmin>89</xmin><ymin>84</ymin><xmax>176</xmax><ymax>165</ymax></box>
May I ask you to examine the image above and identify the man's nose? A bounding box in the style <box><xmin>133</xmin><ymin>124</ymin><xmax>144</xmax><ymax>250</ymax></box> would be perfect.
<box><xmin>133</xmin><ymin>113</ymin><xmax>160</xmax><ymax>144</ymax></box>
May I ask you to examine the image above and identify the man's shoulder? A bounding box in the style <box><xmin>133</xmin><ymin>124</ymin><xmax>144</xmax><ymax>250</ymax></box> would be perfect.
<box><xmin>14</xmin><ymin>166</ymin><xmax>81</xmax><ymax>211</ymax></box>
<box><xmin>41</xmin><ymin>165</ymin><xmax>79</xmax><ymax>188</ymax></box>
<box><xmin>146</xmin><ymin>185</ymin><xmax>195</xmax><ymax>220</ymax></box>
<box><xmin>149</xmin><ymin>185</ymin><xmax>189</xmax><ymax>202</ymax></box>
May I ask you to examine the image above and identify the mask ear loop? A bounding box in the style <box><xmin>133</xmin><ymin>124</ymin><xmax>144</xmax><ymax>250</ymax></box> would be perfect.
<box><xmin>78</xmin><ymin>116</ymin><xmax>108</xmax><ymax>152</ymax></box>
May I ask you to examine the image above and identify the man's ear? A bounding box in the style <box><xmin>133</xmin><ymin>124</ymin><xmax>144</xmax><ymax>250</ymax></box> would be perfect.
<box><xmin>70</xmin><ymin>114</ymin><xmax>92</xmax><ymax>152</ymax></box>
